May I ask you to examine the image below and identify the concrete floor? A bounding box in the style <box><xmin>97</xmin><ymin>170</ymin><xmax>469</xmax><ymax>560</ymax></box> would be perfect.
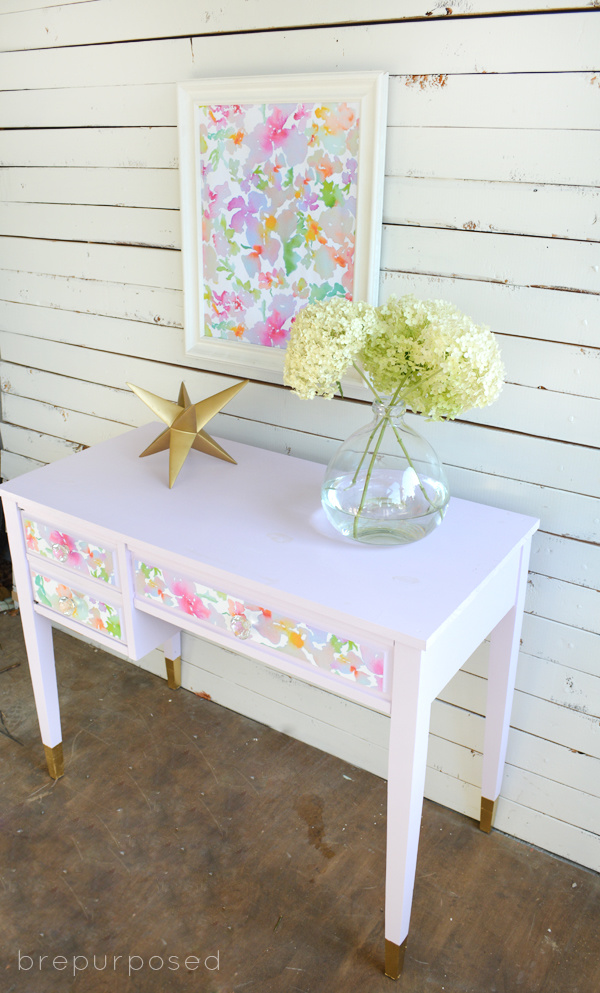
<box><xmin>1</xmin><ymin>609</ymin><xmax>599</xmax><ymax>993</ymax></box>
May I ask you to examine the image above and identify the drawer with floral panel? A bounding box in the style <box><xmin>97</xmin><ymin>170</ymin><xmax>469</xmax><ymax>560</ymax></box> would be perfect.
<box><xmin>22</xmin><ymin>514</ymin><xmax>119</xmax><ymax>587</ymax></box>
<box><xmin>29</xmin><ymin>567</ymin><xmax>125</xmax><ymax>643</ymax></box>
<box><xmin>133</xmin><ymin>557</ymin><xmax>388</xmax><ymax>696</ymax></box>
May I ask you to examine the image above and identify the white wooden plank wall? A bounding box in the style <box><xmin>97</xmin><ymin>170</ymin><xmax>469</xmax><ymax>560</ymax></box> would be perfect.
<box><xmin>1</xmin><ymin>1</ymin><xmax>599</xmax><ymax>870</ymax></box>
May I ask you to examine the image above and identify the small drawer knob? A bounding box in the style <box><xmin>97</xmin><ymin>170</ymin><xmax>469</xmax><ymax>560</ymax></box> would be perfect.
<box><xmin>229</xmin><ymin>614</ymin><xmax>252</xmax><ymax>640</ymax></box>
<box><xmin>58</xmin><ymin>596</ymin><xmax>75</xmax><ymax>616</ymax></box>
<box><xmin>52</xmin><ymin>542</ymin><xmax>70</xmax><ymax>563</ymax></box>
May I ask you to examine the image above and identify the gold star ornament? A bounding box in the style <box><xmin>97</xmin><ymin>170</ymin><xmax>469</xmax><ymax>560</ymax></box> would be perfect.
<box><xmin>127</xmin><ymin>379</ymin><xmax>248</xmax><ymax>487</ymax></box>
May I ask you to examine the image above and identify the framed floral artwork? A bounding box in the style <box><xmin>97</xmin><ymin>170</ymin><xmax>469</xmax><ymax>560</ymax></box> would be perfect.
<box><xmin>177</xmin><ymin>71</ymin><xmax>388</xmax><ymax>383</ymax></box>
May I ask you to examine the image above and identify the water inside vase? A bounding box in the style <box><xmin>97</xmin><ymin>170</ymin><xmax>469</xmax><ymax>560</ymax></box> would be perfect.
<box><xmin>322</xmin><ymin>469</ymin><xmax>449</xmax><ymax>545</ymax></box>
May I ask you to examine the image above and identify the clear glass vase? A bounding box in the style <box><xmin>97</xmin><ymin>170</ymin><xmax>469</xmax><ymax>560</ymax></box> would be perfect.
<box><xmin>321</xmin><ymin>399</ymin><xmax>450</xmax><ymax>545</ymax></box>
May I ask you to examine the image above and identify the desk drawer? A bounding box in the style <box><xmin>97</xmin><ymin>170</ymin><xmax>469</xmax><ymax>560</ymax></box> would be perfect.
<box><xmin>134</xmin><ymin>558</ymin><xmax>386</xmax><ymax>693</ymax></box>
<box><xmin>30</xmin><ymin>569</ymin><xmax>124</xmax><ymax>643</ymax></box>
<box><xmin>23</xmin><ymin>514</ymin><xmax>118</xmax><ymax>587</ymax></box>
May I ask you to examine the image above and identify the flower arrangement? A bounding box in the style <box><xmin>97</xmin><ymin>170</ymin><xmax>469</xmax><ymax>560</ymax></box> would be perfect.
<box><xmin>283</xmin><ymin>294</ymin><xmax>504</xmax><ymax>544</ymax></box>
<box><xmin>283</xmin><ymin>294</ymin><xmax>504</xmax><ymax>416</ymax></box>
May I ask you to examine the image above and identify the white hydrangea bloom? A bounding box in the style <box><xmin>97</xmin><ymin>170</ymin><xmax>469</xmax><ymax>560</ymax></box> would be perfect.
<box><xmin>361</xmin><ymin>295</ymin><xmax>504</xmax><ymax>420</ymax></box>
<box><xmin>283</xmin><ymin>293</ymin><xmax>504</xmax><ymax>420</ymax></box>
<box><xmin>283</xmin><ymin>297</ymin><xmax>384</xmax><ymax>399</ymax></box>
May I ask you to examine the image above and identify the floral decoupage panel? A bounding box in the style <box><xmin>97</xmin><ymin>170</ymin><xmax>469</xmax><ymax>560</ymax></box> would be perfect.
<box><xmin>197</xmin><ymin>100</ymin><xmax>360</xmax><ymax>348</ymax></box>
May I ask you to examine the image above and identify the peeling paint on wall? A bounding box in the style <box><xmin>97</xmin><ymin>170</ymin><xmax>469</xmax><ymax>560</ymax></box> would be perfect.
<box><xmin>405</xmin><ymin>73</ymin><xmax>449</xmax><ymax>89</ymax></box>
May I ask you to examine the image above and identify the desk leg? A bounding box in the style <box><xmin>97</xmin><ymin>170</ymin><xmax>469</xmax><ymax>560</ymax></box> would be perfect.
<box><xmin>3</xmin><ymin>499</ymin><xmax>64</xmax><ymax>779</ymax></box>
<box><xmin>385</xmin><ymin>644</ymin><xmax>431</xmax><ymax>979</ymax></box>
<box><xmin>480</xmin><ymin>539</ymin><xmax>532</xmax><ymax>832</ymax></box>
<box><xmin>164</xmin><ymin>631</ymin><xmax>182</xmax><ymax>690</ymax></box>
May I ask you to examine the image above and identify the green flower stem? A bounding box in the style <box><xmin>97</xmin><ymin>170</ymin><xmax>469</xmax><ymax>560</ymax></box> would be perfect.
<box><xmin>352</xmin><ymin>417</ymin><xmax>388</xmax><ymax>540</ymax></box>
<box><xmin>348</xmin><ymin>364</ymin><xmax>394</xmax><ymax>486</ymax></box>
<box><xmin>350</xmin><ymin>419</ymin><xmax>382</xmax><ymax>486</ymax></box>
<box><xmin>352</xmin><ymin>362</ymin><xmax>387</xmax><ymax>403</ymax></box>
<box><xmin>386</xmin><ymin>413</ymin><xmax>437</xmax><ymax>511</ymax></box>
<box><xmin>352</xmin><ymin>380</ymin><xmax>407</xmax><ymax>538</ymax></box>
<box><xmin>350</xmin><ymin>365</ymin><xmax>439</xmax><ymax>531</ymax></box>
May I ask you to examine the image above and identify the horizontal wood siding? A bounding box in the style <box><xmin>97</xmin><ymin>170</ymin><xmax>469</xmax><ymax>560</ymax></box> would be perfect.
<box><xmin>1</xmin><ymin>2</ymin><xmax>598</xmax><ymax>869</ymax></box>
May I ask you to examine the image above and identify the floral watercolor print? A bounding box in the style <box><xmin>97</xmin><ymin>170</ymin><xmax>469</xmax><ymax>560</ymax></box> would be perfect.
<box><xmin>135</xmin><ymin>561</ymin><xmax>384</xmax><ymax>693</ymax></box>
<box><xmin>23</xmin><ymin>518</ymin><xmax>117</xmax><ymax>585</ymax></box>
<box><xmin>197</xmin><ymin>100</ymin><xmax>360</xmax><ymax>348</ymax></box>
<box><xmin>31</xmin><ymin>573</ymin><xmax>123</xmax><ymax>641</ymax></box>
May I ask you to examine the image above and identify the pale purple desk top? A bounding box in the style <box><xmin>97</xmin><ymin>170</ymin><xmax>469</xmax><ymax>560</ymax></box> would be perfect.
<box><xmin>1</xmin><ymin>424</ymin><xmax>539</xmax><ymax>647</ymax></box>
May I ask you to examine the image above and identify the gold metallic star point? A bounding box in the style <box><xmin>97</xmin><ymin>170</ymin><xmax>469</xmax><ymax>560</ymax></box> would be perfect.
<box><xmin>127</xmin><ymin>379</ymin><xmax>248</xmax><ymax>487</ymax></box>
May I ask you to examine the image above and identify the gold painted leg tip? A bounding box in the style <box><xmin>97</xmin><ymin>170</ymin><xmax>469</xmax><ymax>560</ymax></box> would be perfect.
<box><xmin>480</xmin><ymin>796</ymin><xmax>497</xmax><ymax>833</ymax></box>
<box><xmin>165</xmin><ymin>656</ymin><xmax>182</xmax><ymax>690</ymax></box>
<box><xmin>384</xmin><ymin>938</ymin><xmax>407</xmax><ymax>980</ymax></box>
<box><xmin>44</xmin><ymin>743</ymin><xmax>64</xmax><ymax>780</ymax></box>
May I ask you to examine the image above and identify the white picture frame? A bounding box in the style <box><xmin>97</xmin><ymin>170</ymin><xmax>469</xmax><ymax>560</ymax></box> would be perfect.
<box><xmin>177</xmin><ymin>70</ymin><xmax>388</xmax><ymax>385</ymax></box>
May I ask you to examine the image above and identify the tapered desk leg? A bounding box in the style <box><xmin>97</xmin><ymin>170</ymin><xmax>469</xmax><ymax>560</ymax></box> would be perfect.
<box><xmin>480</xmin><ymin>539</ymin><xmax>532</xmax><ymax>832</ymax></box>
<box><xmin>164</xmin><ymin>631</ymin><xmax>182</xmax><ymax>690</ymax></box>
<box><xmin>384</xmin><ymin>644</ymin><xmax>431</xmax><ymax>979</ymax></box>
<box><xmin>3</xmin><ymin>499</ymin><xmax>64</xmax><ymax>778</ymax></box>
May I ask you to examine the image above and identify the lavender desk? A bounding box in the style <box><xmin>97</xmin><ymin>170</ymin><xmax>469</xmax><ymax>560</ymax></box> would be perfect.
<box><xmin>0</xmin><ymin>424</ymin><xmax>538</xmax><ymax>979</ymax></box>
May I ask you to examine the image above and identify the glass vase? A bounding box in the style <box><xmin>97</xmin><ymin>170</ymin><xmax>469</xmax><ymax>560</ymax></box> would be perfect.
<box><xmin>321</xmin><ymin>399</ymin><xmax>450</xmax><ymax>545</ymax></box>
